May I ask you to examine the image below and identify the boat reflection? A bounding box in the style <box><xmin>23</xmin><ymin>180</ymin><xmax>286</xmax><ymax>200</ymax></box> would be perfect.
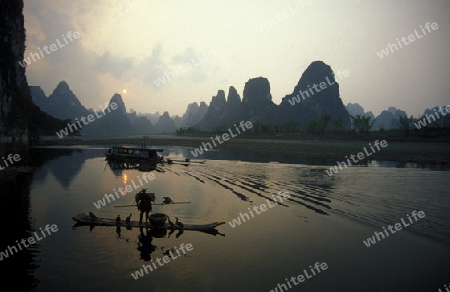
<box><xmin>73</xmin><ymin>219</ymin><xmax>225</xmax><ymax>262</ymax></box>
<box><xmin>73</xmin><ymin>220</ymin><xmax>225</xmax><ymax>237</ymax></box>
<box><xmin>105</xmin><ymin>158</ymin><xmax>165</xmax><ymax>175</ymax></box>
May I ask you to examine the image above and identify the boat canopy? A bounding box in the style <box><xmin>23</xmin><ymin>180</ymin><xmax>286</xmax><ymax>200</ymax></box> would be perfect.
<box><xmin>107</xmin><ymin>146</ymin><xmax>163</xmax><ymax>159</ymax></box>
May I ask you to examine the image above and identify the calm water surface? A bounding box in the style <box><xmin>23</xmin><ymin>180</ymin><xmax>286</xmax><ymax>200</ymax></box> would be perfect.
<box><xmin>2</xmin><ymin>145</ymin><xmax>449</xmax><ymax>292</ymax></box>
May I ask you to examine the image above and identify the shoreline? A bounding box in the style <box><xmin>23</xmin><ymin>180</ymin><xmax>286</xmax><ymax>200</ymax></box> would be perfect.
<box><xmin>23</xmin><ymin>134</ymin><xmax>450</xmax><ymax>165</ymax></box>
<box><xmin>0</xmin><ymin>166</ymin><xmax>35</xmax><ymax>183</ymax></box>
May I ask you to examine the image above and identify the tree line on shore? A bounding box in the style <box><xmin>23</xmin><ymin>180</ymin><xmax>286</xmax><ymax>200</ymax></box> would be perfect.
<box><xmin>176</xmin><ymin>113</ymin><xmax>450</xmax><ymax>138</ymax></box>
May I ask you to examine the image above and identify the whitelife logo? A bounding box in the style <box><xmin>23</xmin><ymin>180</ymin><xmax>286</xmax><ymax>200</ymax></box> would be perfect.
<box><xmin>0</xmin><ymin>224</ymin><xmax>58</xmax><ymax>261</ymax></box>
<box><xmin>376</xmin><ymin>22</ymin><xmax>439</xmax><ymax>59</ymax></box>
<box><xmin>228</xmin><ymin>192</ymin><xmax>290</xmax><ymax>228</ymax></box>
<box><xmin>153</xmin><ymin>50</ymin><xmax>215</xmax><ymax>87</ymax></box>
<box><xmin>18</xmin><ymin>31</ymin><xmax>80</xmax><ymax>67</ymax></box>
<box><xmin>55</xmin><ymin>102</ymin><xmax>118</xmax><ymax>139</ymax></box>
<box><xmin>325</xmin><ymin>140</ymin><xmax>388</xmax><ymax>176</ymax></box>
<box><xmin>287</xmin><ymin>69</ymin><xmax>350</xmax><ymax>106</ymax></box>
<box><xmin>269</xmin><ymin>262</ymin><xmax>328</xmax><ymax>292</ymax></box>
<box><xmin>0</xmin><ymin>153</ymin><xmax>21</xmax><ymax>172</ymax></box>
<box><xmin>414</xmin><ymin>105</ymin><xmax>450</xmax><ymax>129</ymax></box>
<box><xmin>190</xmin><ymin>121</ymin><xmax>253</xmax><ymax>158</ymax></box>
<box><xmin>363</xmin><ymin>210</ymin><xmax>425</xmax><ymax>247</ymax></box>
<box><xmin>250</xmin><ymin>0</ymin><xmax>312</xmax><ymax>35</ymax></box>
<box><xmin>93</xmin><ymin>172</ymin><xmax>156</xmax><ymax>209</ymax></box>
<box><xmin>131</xmin><ymin>243</ymin><xmax>193</xmax><ymax>280</ymax></box>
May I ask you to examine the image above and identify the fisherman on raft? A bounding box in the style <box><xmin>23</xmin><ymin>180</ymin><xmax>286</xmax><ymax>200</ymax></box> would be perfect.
<box><xmin>135</xmin><ymin>188</ymin><xmax>155</xmax><ymax>225</ymax></box>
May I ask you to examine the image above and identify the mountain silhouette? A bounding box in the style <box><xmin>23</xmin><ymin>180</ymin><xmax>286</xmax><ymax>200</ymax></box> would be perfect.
<box><xmin>277</xmin><ymin>61</ymin><xmax>351</xmax><ymax>131</ymax></box>
<box><xmin>27</xmin><ymin>65</ymin><xmax>448</xmax><ymax>136</ymax></box>
<box><xmin>180</xmin><ymin>101</ymin><xmax>208</xmax><ymax>128</ymax></box>
<box><xmin>38</xmin><ymin>81</ymin><xmax>91</xmax><ymax>120</ymax></box>
<box><xmin>194</xmin><ymin>61</ymin><xmax>351</xmax><ymax>132</ymax></box>
<box><xmin>29</xmin><ymin>84</ymin><xmax>155</xmax><ymax>136</ymax></box>
<box><xmin>154</xmin><ymin>111</ymin><xmax>177</xmax><ymax>134</ymax></box>
<box><xmin>372</xmin><ymin>106</ymin><xmax>407</xmax><ymax>131</ymax></box>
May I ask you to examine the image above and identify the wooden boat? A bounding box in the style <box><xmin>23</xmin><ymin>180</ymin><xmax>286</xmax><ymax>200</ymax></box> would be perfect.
<box><xmin>105</xmin><ymin>146</ymin><xmax>164</xmax><ymax>162</ymax></box>
<box><xmin>72</xmin><ymin>213</ymin><xmax>225</xmax><ymax>234</ymax></box>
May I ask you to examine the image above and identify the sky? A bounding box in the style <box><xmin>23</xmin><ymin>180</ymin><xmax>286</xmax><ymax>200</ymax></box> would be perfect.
<box><xmin>22</xmin><ymin>0</ymin><xmax>450</xmax><ymax>117</ymax></box>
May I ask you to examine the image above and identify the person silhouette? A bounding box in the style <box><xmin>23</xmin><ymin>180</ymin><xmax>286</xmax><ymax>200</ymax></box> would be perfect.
<box><xmin>116</xmin><ymin>225</ymin><xmax>122</xmax><ymax>238</ymax></box>
<box><xmin>135</xmin><ymin>189</ymin><xmax>154</xmax><ymax>224</ymax></box>
<box><xmin>137</xmin><ymin>227</ymin><xmax>157</xmax><ymax>261</ymax></box>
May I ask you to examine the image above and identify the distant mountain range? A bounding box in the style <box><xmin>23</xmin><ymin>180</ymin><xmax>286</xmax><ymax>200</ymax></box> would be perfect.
<box><xmin>344</xmin><ymin>103</ymin><xmax>450</xmax><ymax>131</ymax></box>
<box><xmin>29</xmin><ymin>60</ymin><xmax>448</xmax><ymax>136</ymax></box>
<box><xmin>345</xmin><ymin>103</ymin><xmax>408</xmax><ymax>131</ymax></box>
<box><xmin>3</xmin><ymin>1</ymin><xmax>447</xmax><ymax>142</ymax></box>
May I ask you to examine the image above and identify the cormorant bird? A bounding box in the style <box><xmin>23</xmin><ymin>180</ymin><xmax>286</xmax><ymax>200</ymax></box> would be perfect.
<box><xmin>162</xmin><ymin>197</ymin><xmax>173</xmax><ymax>204</ymax></box>
<box><xmin>167</xmin><ymin>216</ymin><xmax>175</xmax><ymax>228</ymax></box>
<box><xmin>161</xmin><ymin>247</ymin><xmax>176</xmax><ymax>257</ymax></box>
<box><xmin>175</xmin><ymin>217</ymin><xmax>184</xmax><ymax>229</ymax></box>
<box><xmin>126</xmin><ymin>214</ymin><xmax>132</xmax><ymax>224</ymax></box>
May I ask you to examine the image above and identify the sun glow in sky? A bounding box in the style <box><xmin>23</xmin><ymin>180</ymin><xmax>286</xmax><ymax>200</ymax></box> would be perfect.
<box><xmin>23</xmin><ymin>0</ymin><xmax>450</xmax><ymax>117</ymax></box>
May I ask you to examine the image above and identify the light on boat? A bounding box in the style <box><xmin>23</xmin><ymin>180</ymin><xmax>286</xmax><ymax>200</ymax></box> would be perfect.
<box><xmin>122</xmin><ymin>173</ymin><xmax>128</xmax><ymax>185</ymax></box>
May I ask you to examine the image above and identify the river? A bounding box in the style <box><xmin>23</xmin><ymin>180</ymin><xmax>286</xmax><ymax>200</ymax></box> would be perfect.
<box><xmin>1</xmin><ymin>144</ymin><xmax>449</xmax><ymax>291</ymax></box>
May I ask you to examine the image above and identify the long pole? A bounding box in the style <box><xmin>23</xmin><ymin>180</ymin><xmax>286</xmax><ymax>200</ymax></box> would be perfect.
<box><xmin>114</xmin><ymin>202</ymin><xmax>191</xmax><ymax>207</ymax></box>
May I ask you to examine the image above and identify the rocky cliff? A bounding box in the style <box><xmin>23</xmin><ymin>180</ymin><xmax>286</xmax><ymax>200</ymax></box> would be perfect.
<box><xmin>194</xmin><ymin>61</ymin><xmax>351</xmax><ymax>132</ymax></box>
<box><xmin>154</xmin><ymin>111</ymin><xmax>176</xmax><ymax>134</ymax></box>
<box><xmin>0</xmin><ymin>1</ymin><xmax>26</xmax><ymax>135</ymax></box>
<box><xmin>346</xmin><ymin>103</ymin><xmax>365</xmax><ymax>117</ymax></box>
<box><xmin>0</xmin><ymin>0</ymin><xmax>66</xmax><ymax>139</ymax></box>
<box><xmin>372</xmin><ymin>106</ymin><xmax>407</xmax><ymax>131</ymax></box>
<box><xmin>196</xmin><ymin>90</ymin><xmax>227</xmax><ymax>130</ymax></box>
<box><xmin>181</xmin><ymin>101</ymin><xmax>208</xmax><ymax>128</ymax></box>
<box><xmin>277</xmin><ymin>61</ymin><xmax>351</xmax><ymax>131</ymax></box>
<box><xmin>29</xmin><ymin>82</ymin><xmax>156</xmax><ymax>135</ymax></box>
<box><xmin>242</xmin><ymin>77</ymin><xmax>277</xmax><ymax>124</ymax></box>
<box><xmin>34</xmin><ymin>81</ymin><xmax>91</xmax><ymax>120</ymax></box>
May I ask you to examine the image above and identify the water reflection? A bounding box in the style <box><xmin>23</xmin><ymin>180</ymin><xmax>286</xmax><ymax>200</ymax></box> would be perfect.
<box><xmin>163</xmin><ymin>146</ymin><xmax>337</xmax><ymax>165</ymax></box>
<box><xmin>0</xmin><ymin>172</ymin><xmax>39</xmax><ymax>290</ymax></box>
<box><xmin>137</xmin><ymin>227</ymin><xmax>161</xmax><ymax>261</ymax></box>
<box><xmin>4</xmin><ymin>144</ymin><xmax>449</xmax><ymax>291</ymax></box>
<box><xmin>369</xmin><ymin>160</ymin><xmax>450</xmax><ymax>170</ymax></box>
<box><xmin>105</xmin><ymin>158</ymin><xmax>166</xmax><ymax>176</ymax></box>
<box><xmin>30</xmin><ymin>147</ymin><xmax>101</xmax><ymax>188</ymax></box>
<box><xmin>73</xmin><ymin>217</ymin><xmax>225</xmax><ymax>262</ymax></box>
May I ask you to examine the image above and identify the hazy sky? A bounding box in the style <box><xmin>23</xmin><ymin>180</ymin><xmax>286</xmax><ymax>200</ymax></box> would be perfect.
<box><xmin>23</xmin><ymin>0</ymin><xmax>450</xmax><ymax>117</ymax></box>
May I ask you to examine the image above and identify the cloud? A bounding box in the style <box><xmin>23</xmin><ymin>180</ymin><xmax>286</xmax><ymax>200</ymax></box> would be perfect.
<box><xmin>172</xmin><ymin>47</ymin><xmax>216</xmax><ymax>83</ymax></box>
<box><xmin>172</xmin><ymin>47</ymin><xmax>198</xmax><ymax>64</ymax></box>
<box><xmin>136</xmin><ymin>43</ymin><xmax>169</xmax><ymax>88</ymax></box>
<box><xmin>95</xmin><ymin>51</ymin><xmax>135</xmax><ymax>78</ymax></box>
